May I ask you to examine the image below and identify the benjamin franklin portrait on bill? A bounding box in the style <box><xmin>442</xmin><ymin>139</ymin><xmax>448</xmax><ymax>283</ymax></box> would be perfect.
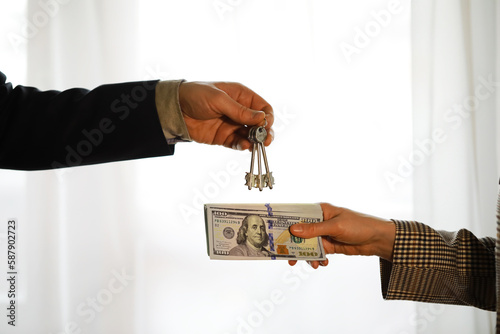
<box><xmin>229</xmin><ymin>215</ymin><xmax>272</xmax><ymax>257</ymax></box>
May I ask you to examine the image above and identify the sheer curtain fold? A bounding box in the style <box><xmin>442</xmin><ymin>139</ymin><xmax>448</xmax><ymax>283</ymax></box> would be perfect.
<box><xmin>412</xmin><ymin>0</ymin><xmax>498</xmax><ymax>332</ymax></box>
<box><xmin>23</xmin><ymin>1</ymin><xmax>140</xmax><ymax>333</ymax></box>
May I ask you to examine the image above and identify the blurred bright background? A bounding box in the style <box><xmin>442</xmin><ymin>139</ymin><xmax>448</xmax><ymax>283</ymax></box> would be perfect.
<box><xmin>0</xmin><ymin>0</ymin><xmax>497</xmax><ymax>333</ymax></box>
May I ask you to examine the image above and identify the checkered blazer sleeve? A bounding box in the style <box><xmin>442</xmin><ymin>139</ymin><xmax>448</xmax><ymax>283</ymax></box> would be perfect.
<box><xmin>379</xmin><ymin>220</ymin><xmax>496</xmax><ymax>311</ymax></box>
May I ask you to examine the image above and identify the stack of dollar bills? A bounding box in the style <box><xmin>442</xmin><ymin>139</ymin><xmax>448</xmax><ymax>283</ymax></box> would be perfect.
<box><xmin>204</xmin><ymin>203</ymin><xmax>326</xmax><ymax>261</ymax></box>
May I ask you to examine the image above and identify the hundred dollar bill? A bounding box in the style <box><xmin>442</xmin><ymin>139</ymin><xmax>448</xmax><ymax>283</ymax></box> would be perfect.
<box><xmin>204</xmin><ymin>203</ymin><xmax>326</xmax><ymax>261</ymax></box>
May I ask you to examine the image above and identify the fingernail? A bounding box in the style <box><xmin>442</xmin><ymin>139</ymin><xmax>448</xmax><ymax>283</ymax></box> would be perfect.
<box><xmin>252</xmin><ymin>110</ymin><xmax>265</xmax><ymax>119</ymax></box>
<box><xmin>290</xmin><ymin>224</ymin><xmax>303</xmax><ymax>235</ymax></box>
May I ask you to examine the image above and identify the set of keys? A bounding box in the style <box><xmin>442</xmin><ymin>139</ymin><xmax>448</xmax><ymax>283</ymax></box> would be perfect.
<box><xmin>245</xmin><ymin>125</ymin><xmax>274</xmax><ymax>191</ymax></box>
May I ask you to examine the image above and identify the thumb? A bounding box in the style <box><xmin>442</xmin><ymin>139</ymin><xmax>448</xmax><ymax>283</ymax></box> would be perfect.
<box><xmin>216</xmin><ymin>95</ymin><xmax>266</xmax><ymax>126</ymax></box>
<box><xmin>290</xmin><ymin>221</ymin><xmax>335</xmax><ymax>239</ymax></box>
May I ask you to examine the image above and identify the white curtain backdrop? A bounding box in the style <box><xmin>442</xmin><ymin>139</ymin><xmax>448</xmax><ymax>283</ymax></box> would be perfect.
<box><xmin>412</xmin><ymin>0</ymin><xmax>498</xmax><ymax>333</ymax></box>
<box><xmin>2</xmin><ymin>0</ymin><xmax>495</xmax><ymax>333</ymax></box>
<box><xmin>15</xmin><ymin>1</ymin><xmax>142</xmax><ymax>333</ymax></box>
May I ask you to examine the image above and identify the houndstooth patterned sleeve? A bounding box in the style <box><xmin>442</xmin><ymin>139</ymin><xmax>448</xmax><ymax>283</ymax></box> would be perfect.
<box><xmin>379</xmin><ymin>220</ymin><xmax>496</xmax><ymax>311</ymax></box>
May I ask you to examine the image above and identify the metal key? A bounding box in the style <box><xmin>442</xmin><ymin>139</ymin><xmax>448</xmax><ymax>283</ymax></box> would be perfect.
<box><xmin>245</xmin><ymin>126</ymin><xmax>274</xmax><ymax>191</ymax></box>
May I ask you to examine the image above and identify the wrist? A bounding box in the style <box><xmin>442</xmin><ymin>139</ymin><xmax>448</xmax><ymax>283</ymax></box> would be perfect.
<box><xmin>375</xmin><ymin>219</ymin><xmax>396</xmax><ymax>262</ymax></box>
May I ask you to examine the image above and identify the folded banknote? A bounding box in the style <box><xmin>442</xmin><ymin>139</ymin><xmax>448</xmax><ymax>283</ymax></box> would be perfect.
<box><xmin>204</xmin><ymin>203</ymin><xmax>326</xmax><ymax>261</ymax></box>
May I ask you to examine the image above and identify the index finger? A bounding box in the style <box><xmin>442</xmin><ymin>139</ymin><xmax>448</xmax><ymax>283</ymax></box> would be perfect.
<box><xmin>319</xmin><ymin>203</ymin><xmax>344</xmax><ymax>220</ymax></box>
<box><xmin>214</xmin><ymin>82</ymin><xmax>274</xmax><ymax>128</ymax></box>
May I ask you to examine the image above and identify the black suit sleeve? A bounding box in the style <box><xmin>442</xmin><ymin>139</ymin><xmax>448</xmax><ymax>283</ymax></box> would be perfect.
<box><xmin>0</xmin><ymin>71</ymin><xmax>174</xmax><ymax>170</ymax></box>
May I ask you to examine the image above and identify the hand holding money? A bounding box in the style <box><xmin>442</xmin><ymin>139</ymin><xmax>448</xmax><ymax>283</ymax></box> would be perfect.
<box><xmin>288</xmin><ymin>203</ymin><xmax>396</xmax><ymax>268</ymax></box>
<box><xmin>205</xmin><ymin>203</ymin><xmax>326</xmax><ymax>261</ymax></box>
